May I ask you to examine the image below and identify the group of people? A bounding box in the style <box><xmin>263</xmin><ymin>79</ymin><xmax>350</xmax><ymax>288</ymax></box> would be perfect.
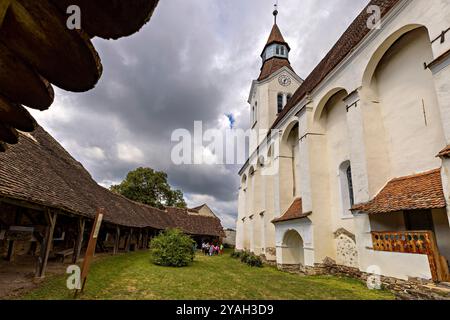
<box><xmin>201</xmin><ymin>242</ymin><xmax>224</xmax><ymax>256</ymax></box>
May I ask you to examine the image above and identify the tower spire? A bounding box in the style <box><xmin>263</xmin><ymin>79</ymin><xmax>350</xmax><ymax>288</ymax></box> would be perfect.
<box><xmin>273</xmin><ymin>1</ymin><xmax>279</xmax><ymax>25</ymax></box>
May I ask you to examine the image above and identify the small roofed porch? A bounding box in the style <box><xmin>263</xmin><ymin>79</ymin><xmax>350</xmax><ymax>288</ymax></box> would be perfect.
<box><xmin>272</xmin><ymin>198</ymin><xmax>315</xmax><ymax>271</ymax></box>
<box><xmin>352</xmin><ymin>169</ymin><xmax>450</xmax><ymax>282</ymax></box>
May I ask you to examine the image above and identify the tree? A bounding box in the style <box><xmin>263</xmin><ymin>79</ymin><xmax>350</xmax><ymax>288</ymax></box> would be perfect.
<box><xmin>110</xmin><ymin>167</ymin><xmax>187</xmax><ymax>209</ymax></box>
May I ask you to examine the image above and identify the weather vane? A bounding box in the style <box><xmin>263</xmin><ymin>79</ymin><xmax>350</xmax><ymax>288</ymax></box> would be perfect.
<box><xmin>273</xmin><ymin>0</ymin><xmax>279</xmax><ymax>24</ymax></box>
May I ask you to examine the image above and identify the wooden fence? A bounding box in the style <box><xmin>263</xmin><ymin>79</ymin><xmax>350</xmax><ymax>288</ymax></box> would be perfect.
<box><xmin>371</xmin><ymin>230</ymin><xmax>449</xmax><ymax>282</ymax></box>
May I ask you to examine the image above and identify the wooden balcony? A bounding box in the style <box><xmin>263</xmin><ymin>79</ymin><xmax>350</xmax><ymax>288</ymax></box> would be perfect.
<box><xmin>371</xmin><ymin>231</ymin><xmax>449</xmax><ymax>282</ymax></box>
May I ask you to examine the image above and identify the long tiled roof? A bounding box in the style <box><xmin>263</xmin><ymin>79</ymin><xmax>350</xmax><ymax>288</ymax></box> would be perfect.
<box><xmin>272</xmin><ymin>198</ymin><xmax>310</xmax><ymax>223</ymax></box>
<box><xmin>352</xmin><ymin>169</ymin><xmax>446</xmax><ymax>215</ymax></box>
<box><xmin>0</xmin><ymin>126</ymin><xmax>224</xmax><ymax>237</ymax></box>
<box><xmin>272</xmin><ymin>0</ymin><xmax>401</xmax><ymax>129</ymax></box>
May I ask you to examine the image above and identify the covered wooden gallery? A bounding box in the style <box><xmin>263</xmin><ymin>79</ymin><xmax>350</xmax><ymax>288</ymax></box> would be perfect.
<box><xmin>0</xmin><ymin>0</ymin><xmax>159</xmax><ymax>150</ymax></box>
<box><xmin>0</xmin><ymin>127</ymin><xmax>225</xmax><ymax>277</ymax></box>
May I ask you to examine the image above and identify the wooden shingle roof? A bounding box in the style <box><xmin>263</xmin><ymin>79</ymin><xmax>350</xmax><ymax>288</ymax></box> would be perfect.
<box><xmin>0</xmin><ymin>0</ymin><xmax>159</xmax><ymax>150</ymax></box>
<box><xmin>0</xmin><ymin>126</ymin><xmax>224</xmax><ymax>237</ymax></box>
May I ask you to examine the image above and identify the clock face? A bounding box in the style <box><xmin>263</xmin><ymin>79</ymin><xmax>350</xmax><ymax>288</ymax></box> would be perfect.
<box><xmin>278</xmin><ymin>74</ymin><xmax>291</xmax><ymax>87</ymax></box>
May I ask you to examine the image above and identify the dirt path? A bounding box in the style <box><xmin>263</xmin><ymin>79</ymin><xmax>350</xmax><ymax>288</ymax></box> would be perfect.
<box><xmin>0</xmin><ymin>256</ymin><xmax>69</xmax><ymax>299</ymax></box>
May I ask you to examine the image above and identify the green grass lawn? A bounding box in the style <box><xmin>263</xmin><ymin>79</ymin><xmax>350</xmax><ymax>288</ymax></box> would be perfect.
<box><xmin>23</xmin><ymin>250</ymin><xmax>394</xmax><ymax>300</ymax></box>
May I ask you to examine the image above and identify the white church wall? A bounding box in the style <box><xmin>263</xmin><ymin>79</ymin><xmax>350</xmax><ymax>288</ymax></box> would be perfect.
<box><xmin>373</xmin><ymin>27</ymin><xmax>445</xmax><ymax>179</ymax></box>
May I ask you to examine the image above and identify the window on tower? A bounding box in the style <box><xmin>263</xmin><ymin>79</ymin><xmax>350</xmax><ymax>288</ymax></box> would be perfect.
<box><xmin>281</xmin><ymin>46</ymin><xmax>285</xmax><ymax>56</ymax></box>
<box><xmin>277</xmin><ymin>93</ymin><xmax>283</xmax><ymax>114</ymax></box>
<box><xmin>276</xmin><ymin>45</ymin><xmax>280</xmax><ymax>55</ymax></box>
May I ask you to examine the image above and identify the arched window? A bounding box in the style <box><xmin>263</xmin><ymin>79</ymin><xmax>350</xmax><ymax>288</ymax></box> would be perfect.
<box><xmin>339</xmin><ymin>161</ymin><xmax>355</xmax><ymax>217</ymax></box>
<box><xmin>346</xmin><ymin>165</ymin><xmax>355</xmax><ymax>207</ymax></box>
<box><xmin>277</xmin><ymin>93</ymin><xmax>284</xmax><ymax>114</ymax></box>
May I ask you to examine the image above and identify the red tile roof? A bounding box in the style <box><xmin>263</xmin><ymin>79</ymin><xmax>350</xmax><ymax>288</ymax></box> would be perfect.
<box><xmin>258</xmin><ymin>22</ymin><xmax>294</xmax><ymax>81</ymax></box>
<box><xmin>271</xmin><ymin>0</ymin><xmax>401</xmax><ymax>129</ymax></box>
<box><xmin>263</xmin><ymin>23</ymin><xmax>290</xmax><ymax>52</ymax></box>
<box><xmin>272</xmin><ymin>198</ymin><xmax>311</xmax><ymax>223</ymax></box>
<box><xmin>0</xmin><ymin>126</ymin><xmax>224</xmax><ymax>237</ymax></box>
<box><xmin>258</xmin><ymin>57</ymin><xmax>294</xmax><ymax>81</ymax></box>
<box><xmin>352</xmin><ymin>169</ymin><xmax>446</xmax><ymax>215</ymax></box>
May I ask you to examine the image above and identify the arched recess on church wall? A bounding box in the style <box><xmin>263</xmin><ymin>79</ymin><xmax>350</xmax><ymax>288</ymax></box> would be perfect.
<box><xmin>313</xmin><ymin>88</ymin><xmax>352</xmax><ymax>228</ymax></box>
<box><xmin>281</xmin><ymin>229</ymin><xmax>305</xmax><ymax>266</ymax></box>
<box><xmin>360</xmin><ymin>24</ymin><xmax>444</xmax><ymax>193</ymax></box>
<box><xmin>279</xmin><ymin>119</ymin><xmax>300</xmax><ymax>213</ymax></box>
<box><xmin>312</xmin><ymin>87</ymin><xmax>348</xmax><ymax>129</ymax></box>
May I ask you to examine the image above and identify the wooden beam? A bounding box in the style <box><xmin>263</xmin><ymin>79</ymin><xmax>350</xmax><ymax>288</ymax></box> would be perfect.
<box><xmin>36</xmin><ymin>210</ymin><xmax>57</xmax><ymax>278</ymax></box>
<box><xmin>72</xmin><ymin>218</ymin><xmax>85</xmax><ymax>263</ymax></box>
<box><xmin>113</xmin><ymin>226</ymin><xmax>120</xmax><ymax>255</ymax></box>
<box><xmin>6</xmin><ymin>240</ymin><xmax>15</xmax><ymax>262</ymax></box>
<box><xmin>138</xmin><ymin>230</ymin><xmax>142</xmax><ymax>250</ymax></box>
<box><xmin>0</xmin><ymin>0</ymin><xmax>11</xmax><ymax>27</ymax></box>
<box><xmin>5</xmin><ymin>207</ymin><xmax>23</xmax><ymax>262</ymax></box>
<box><xmin>125</xmin><ymin>228</ymin><xmax>133</xmax><ymax>252</ymax></box>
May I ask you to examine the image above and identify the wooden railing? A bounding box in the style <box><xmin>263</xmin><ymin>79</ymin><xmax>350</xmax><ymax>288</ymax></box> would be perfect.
<box><xmin>371</xmin><ymin>231</ymin><xmax>449</xmax><ymax>282</ymax></box>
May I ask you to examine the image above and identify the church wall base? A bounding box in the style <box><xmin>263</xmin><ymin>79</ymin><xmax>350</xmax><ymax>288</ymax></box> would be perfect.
<box><xmin>275</xmin><ymin>262</ymin><xmax>449</xmax><ymax>300</ymax></box>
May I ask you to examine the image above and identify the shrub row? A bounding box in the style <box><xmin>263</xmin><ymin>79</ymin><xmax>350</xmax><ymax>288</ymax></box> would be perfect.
<box><xmin>231</xmin><ymin>250</ymin><xmax>263</xmax><ymax>268</ymax></box>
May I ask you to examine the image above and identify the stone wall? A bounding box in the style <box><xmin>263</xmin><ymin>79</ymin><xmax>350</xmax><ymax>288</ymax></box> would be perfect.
<box><xmin>276</xmin><ymin>260</ymin><xmax>450</xmax><ymax>300</ymax></box>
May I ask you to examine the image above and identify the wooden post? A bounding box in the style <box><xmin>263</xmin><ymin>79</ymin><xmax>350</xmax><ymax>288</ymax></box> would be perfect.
<box><xmin>126</xmin><ymin>228</ymin><xmax>133</xmax><ymax>252</ymax></box>
<box><xmin>36</xmin><ymin>210</ymin><xmax>57</xmax><ymax>278</ymax></box>
<box><xmin>6</xmin><ymin>240</ymin><xmax>16</xmax><ymax>262</ymax></box>
<box><xmin>138</xmin><ymin>230</ymin><xmax>143</xmax><ymax>250</ymax></box>
<box><xmin>6</xmin><ymin>208</ymin><xmax>24</xmax><ymax>262</ymax></box>
<box><xmin>113</xmin><ymin>226</ymin><xmax>120</xmax><ymax>255</ymax></box>
<box><xmin>72</xmin><ymin>218</ymin><xmax>85</xmax><ymax>263</ymax></box>
<box><xmin>78</xmin><ymin>208</ymin><xmax>104</xmax><ymax>294</ymax></box>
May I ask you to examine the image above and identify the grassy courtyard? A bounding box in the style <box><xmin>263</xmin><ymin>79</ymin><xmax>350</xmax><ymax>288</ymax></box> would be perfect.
<box><xmin>23</xmin><ymin>250</ymin><xmax>394</xmax><ymax>300</ymax></box>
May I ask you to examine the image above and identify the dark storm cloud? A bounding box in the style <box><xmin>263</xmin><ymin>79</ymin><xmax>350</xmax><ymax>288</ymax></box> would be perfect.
<box><xmin>31</xmin><ymin>0</ymin><xmax>369</xmax><ymax>228</ymax></box>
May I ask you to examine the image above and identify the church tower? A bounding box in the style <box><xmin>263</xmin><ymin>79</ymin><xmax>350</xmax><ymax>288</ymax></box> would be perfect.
<box><xmin>237</xmin><ymin>5</ymin><xmax>303</xmax><ymax>257</ymax></box>
<box><xmin>248</xmin><ymin>6</ymin><xmax>302</xmax><ymax>153</ymax></box>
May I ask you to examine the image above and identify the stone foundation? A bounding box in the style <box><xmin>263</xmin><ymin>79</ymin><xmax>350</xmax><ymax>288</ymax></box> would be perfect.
<box><xmin>276</xmin><ymin>261</ymin><xmax>450</xmax><ymax>300</ymax></box>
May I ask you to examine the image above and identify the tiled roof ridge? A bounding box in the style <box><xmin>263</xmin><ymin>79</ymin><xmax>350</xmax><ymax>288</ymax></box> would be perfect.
<box><xmin>389</xmin><ymin>168</ymin><xmax>441</xmax><ymax>182</ymax></box>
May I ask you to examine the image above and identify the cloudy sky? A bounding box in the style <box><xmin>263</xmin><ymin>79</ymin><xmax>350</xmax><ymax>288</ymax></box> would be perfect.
<box><xmin>31</xmin><ymin>0</ymin><xmax>369</xmax><ymax>228</ymax></box>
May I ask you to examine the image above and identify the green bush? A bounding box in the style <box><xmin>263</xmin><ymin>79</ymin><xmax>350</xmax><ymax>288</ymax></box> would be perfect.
<box><xmin>245</xmin><ymin>254</ymin><xmax>263</xmax><ymax>267</ymax></box>
<box><xmin>240</xmin><ymin>251</ymin><xmax>250</xmax><ymax>263</ymax></box>
<box><xmin>232</xmin><ymin>250</ymin><xmax>263</xmax><ymax>268</ymax></box>
<box><xmin>150</xmin><ymin>229</ymin><xmax>195</xmax><ymax>267</ymax></box>
<box><xmin>230</xmin><ymin>250</ymin><xmax>242</xmax><ymax>259</ymax></box>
